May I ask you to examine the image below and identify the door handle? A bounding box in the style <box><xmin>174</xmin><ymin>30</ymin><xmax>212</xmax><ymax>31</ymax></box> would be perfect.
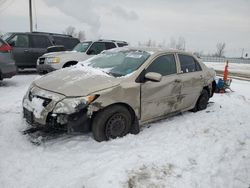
<box><xmin>175</xmin><ymin>79</ymin><xmax>181</xmax><ymax>83</ymax></box>
<box><xmin>24</xmin><ymin>50</ymin><xmax>29</xmax><ymax>53</ymax></box>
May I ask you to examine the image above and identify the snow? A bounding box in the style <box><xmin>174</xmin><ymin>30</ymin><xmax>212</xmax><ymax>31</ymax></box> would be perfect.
<box><xmin>71</xmin><ymin>63</ymin><xmax>111</xmax><ymax>78</ymax></box>
<box><xmin>204</xmin><ymin>61</ymin><xmax>250</xmax><ymax>76</ymax></box>
<box><xmin>0</xmin><ymin>74</ymin><xmax>250</xmax><ymax>188</ymax></box>
<box><xmin>24</xmin><ymin>97</ymin><xmax>44</xmax><ymax>119</ymax></box>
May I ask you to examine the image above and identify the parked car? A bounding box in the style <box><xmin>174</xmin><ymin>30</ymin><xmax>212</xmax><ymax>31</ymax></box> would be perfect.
<box><xmin>23</xmin><ymin>47</ymin><xmax>216</xmax><ymax>142</ymax></box>
<box><xmin>36</xmin><ymin>39</ymin><xmax>128</xmax><ymax>74</ymax></box>
<box><xmin>2</xmin><ymin>32</ymin><xmax>80</xmax><ymax>69</ymax></box>
<box><xmin>0</xmin><ymin>38</ymin><xmax>17</xmax><ymax>80</ymax></box>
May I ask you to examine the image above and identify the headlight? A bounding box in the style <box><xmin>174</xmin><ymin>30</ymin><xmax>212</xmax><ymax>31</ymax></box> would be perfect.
<box><xmin>46</xmin><ymin>57</ymin><xmax>60</xmax><ymax>64</ymax></box>
<box><xmin>23</xmin><ymin>82</ymin><xmax>35</xmax><ymax>99</ymax></box>
<box><xmin>53</xmin><ymin>95</ymin><xmax>99</xmax><ymax>114</ymax></box>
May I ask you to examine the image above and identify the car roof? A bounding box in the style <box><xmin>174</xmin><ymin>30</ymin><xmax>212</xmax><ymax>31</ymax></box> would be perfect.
<box><xmin>106</xmin><ymin>46</ymin><xmax>194</xmax><ymax>56</ymax></box>
<box><xmin>6</xmin><ymin>32</ymin><xmax>74</xmax><ymax>38</ymax></box>
<box><xmin>81</xmin><ymin>39</ymin><xmax>128</xmax><ymax>44</ymax></box>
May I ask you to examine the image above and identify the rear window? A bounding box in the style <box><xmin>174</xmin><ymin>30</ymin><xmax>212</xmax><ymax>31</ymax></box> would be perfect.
<box><xmin>1</xmin><ymin>33</ymin><xmax>13</xmax><ymax>41</ymax></box>
<box><xmin>178</xmin><ymin>54</ymin><xmax>202</xmax><ymax>73</ymax></box>
<box><xmin>8</xmin><ymin>34</ymin><xmax>29</xmax><ymax>48</ymax></box>
<box><xmin>53</xmin><ymin>36</ymin><xmax>79</xmax><ymax>50</ymax></box>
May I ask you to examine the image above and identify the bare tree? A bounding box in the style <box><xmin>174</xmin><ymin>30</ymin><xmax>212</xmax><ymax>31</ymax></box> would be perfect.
<box><xmin>193</xmin><ymin>51</ymin><xmax>204</xmax><ymax>58</ymax></box>
<box><xmin>63</xmin><ymin>26</ymin><xmax>76</xmax><ymax>36</ymax></box>
<box><xmin>63</xmin><ymin>26</ymin><xmax>86</xmax><ymax>41</ymax></box>
<box><xmin>169</xmin><ymin>37</ymin><xmax>176</xmax><ymax>49</ymax></box>
<box><xmin>176</xmin><ymin>37</ymin><xmax>186</xmax><ymax>50</ymax></box>
<box><xmin>215</xmin><ymin>42</ymin><xmax>226</xmax><ymax>57</ymax></box>
<box><xmin>168</xmin><ymin>37</ymin><xmax>186</xmax><ymax>50</ymax></box>
<box><xmin>77</xmin><ymin>30</ymin><xmax>86</xmax><ymax>41</ymax></box>
<box><xmin>137</xmin><ymin>39</ymin><xmax>167</xmax><ymax>48</ymax></box>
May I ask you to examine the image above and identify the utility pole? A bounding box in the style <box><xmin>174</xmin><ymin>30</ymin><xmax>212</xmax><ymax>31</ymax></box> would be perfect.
<box><xmin>29</xmin><ymin>0</ymin><xmax>33</xmax><ymax>32</ymax></box>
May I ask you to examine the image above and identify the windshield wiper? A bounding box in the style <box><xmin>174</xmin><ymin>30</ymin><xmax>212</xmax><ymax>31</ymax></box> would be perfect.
<box><xmin>107</xmin><ymin>72</ymin><xmax>124</xmax><ymax>77</ymax></box>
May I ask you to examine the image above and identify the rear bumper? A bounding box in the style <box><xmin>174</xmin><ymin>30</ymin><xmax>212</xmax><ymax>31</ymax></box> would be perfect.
<box><xmin>0</xmin><ymin>63</ymin><xmax>17</xmax><ymax>79</ymax></box>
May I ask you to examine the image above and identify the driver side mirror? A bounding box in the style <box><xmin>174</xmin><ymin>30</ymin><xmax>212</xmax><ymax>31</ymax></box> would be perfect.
<box><xmin>145</xmin><ymin>72</ymin><xmax>162</xmax><ymax>82</ymax></box>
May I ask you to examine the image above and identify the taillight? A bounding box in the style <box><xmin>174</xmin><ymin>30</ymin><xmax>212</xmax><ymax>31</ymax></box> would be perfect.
<box><xmin>0</xmin><ymin>43</ymin><xmax>12</xmax><ymax>52</ymax></box>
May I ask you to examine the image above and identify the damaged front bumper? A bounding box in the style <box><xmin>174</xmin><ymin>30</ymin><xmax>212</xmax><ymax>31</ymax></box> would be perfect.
<box><xmin>22</xmin><ymin>86</ymin><xmax>94</xmax><ymax>132</ymax></box>
<box><xmin>23</xmin><ymin>107</ymin><xmax>91</xmax><ymax>132</ymax></box>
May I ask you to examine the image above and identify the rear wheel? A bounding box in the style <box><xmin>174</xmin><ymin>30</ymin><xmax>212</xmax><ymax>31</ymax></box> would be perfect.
<box><xmin>92</xmin><ymin>105</ymin><xmax>132</xmax><ymax>142</ymax></box>
<box><xmin>192</xmin><ymin>89</ymin><xmax>209</xmax><ymax>112</ymax></box>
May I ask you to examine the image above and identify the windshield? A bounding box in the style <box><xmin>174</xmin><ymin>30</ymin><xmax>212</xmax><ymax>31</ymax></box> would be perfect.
<box><xmin>84</xmin><ymin>49</ymin><xmax>151</xmax><ymax>77</ymax></box>
<box><xmin>72</xmin><ymin>42</ymin><xmax>92</xmax><ymax>52</ymax></box>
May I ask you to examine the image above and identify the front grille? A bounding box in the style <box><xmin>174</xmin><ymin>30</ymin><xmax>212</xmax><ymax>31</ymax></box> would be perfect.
<box><xmin>23</xmin><ymin>108</ymin><xmax>33</xmax><ymax>124</ymax></box>
<box><xmin>39</xmin><ymin>58</ymin><xmax>45</xmax><ymax>65</ymax></box>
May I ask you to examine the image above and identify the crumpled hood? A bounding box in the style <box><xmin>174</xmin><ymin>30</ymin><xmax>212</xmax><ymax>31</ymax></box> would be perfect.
<box><xmin>34</xmin><ymin>65</ymin><xmax>122</xmax><ymax>97</ymax></box>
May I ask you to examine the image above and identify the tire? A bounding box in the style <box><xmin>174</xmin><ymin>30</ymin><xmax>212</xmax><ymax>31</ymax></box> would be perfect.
<box><xmin>92</xmin><ymin>105</ymin><xmax>132</xmax><ymax>142</ymax></box>
<box><xmin>192</xmin><ymin>89</ymin><xmax>209</xmax><ymax>112</ymax></box>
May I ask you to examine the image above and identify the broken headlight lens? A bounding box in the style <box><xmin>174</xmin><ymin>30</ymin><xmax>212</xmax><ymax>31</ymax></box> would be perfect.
<box><xmin>53</xmin><ymin>95</ymin><xmax>99</xmax><ymax>114</ymax></box>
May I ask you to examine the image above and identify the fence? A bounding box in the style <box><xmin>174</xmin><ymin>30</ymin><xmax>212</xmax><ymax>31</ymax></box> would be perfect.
<box><xmin>201</xmin><ymin>56</ymin><xmax>250</xmax><ymax>64</ymax></box>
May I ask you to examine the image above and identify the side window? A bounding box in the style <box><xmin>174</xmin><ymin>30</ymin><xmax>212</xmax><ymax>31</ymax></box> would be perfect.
<box><xmin>30</xmin><ymin>35</ymin><xmax>51</xmax><ymax>48</ymax></box>
<box><xmin>146</xmin><ymin>54</ymin><xmax>177</xmax><ymax>76</ymax></box>
<box><xmin>105</xmin><ymin>42</ymin><xmax>116</xmax><ymax>50</ymax></box>
<box><xmin>194</xmin><ymin>59</ymin><xmax>202</xmax><ymax>71</ymax></box>
<box><xmin>117</xmin><ymin>43</ymin><xmax>128</xmax><ymax>47</ymax></box>
<box><xmin>178</xmin><ymin>54</ymin><xmax>199</xmax><ymax>73</ymax></box>
<box><xmin>87</xmin><ymin>42</ymin><xmax>106</xmax><ymax>55</ymax></box>
<box><xmin>8</xmin><ymin>34</ymin><xmax>29</xmax><ymax>48</ymax></box>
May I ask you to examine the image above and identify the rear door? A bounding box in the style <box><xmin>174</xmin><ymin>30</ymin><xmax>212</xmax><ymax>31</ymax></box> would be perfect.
<box><xmin>140</xmin><ymin>53</ymin><xmax>182</xmax><ymax>122</ymax></box>
<box><xmin>176</xmin><ymin>54</ymin><xmax>204</xmax><ymax>110</ymax></box>
<box><xmin>30</xmin><ymin>34</ymin><xmax>53</xmax><ymax>66</ymax></box>
<box><xmin>7</xmin><ymin>34</ymin><xmax>32</xmax><ymax>68</ymax></box>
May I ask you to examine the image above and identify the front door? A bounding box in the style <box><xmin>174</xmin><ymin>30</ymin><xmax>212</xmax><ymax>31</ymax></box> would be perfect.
<box><xmin>141</xmin><ymin>54</ymin><xmax>181</xmax><ymax>122</ymax></box>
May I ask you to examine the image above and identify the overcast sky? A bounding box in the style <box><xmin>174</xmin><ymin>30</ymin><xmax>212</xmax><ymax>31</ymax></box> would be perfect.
<box><xmin>0</xmin><ymin>0</ymin><xmax>249</xmax><ymax>57</ymax></box>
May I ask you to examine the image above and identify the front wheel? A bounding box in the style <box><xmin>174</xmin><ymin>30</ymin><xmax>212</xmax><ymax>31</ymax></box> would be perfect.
<box><xmin>92</xmin><ymin>105</ymin><xmax>132</xmax><ymax>142</ymax></box>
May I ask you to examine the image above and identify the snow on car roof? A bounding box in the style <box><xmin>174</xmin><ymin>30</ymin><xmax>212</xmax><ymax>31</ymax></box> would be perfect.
<box><xmin>104</xmin><ymin>46</ymin><xmax>189</xmax><ymax>55</ymax></box>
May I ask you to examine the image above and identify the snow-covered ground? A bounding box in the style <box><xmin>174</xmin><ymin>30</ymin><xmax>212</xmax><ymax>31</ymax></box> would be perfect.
<box><xmin>0</xmin><ymin>73</ymin><xmax>250</xmax><ymax>188</ymax></box>
<box><xmin>204</xmin><ymin>61</ymin><xmax>250</xmax><ymax>76</ymax></box>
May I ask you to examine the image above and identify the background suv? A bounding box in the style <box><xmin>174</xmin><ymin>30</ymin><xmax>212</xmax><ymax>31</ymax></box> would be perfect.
<box><xmin>36</xmin><ymin>39</ymin><xmax>128</xmax><ymax>74</ymax></box>
<box><xmin>2</xmin><ymin>32</ymin><xmax>80</xmax><ymax>69</ymax></box>
<box><xmin>0</xmin><ymin>38</ymin><xmax>17</xmax><ymax>80</ymax></box>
